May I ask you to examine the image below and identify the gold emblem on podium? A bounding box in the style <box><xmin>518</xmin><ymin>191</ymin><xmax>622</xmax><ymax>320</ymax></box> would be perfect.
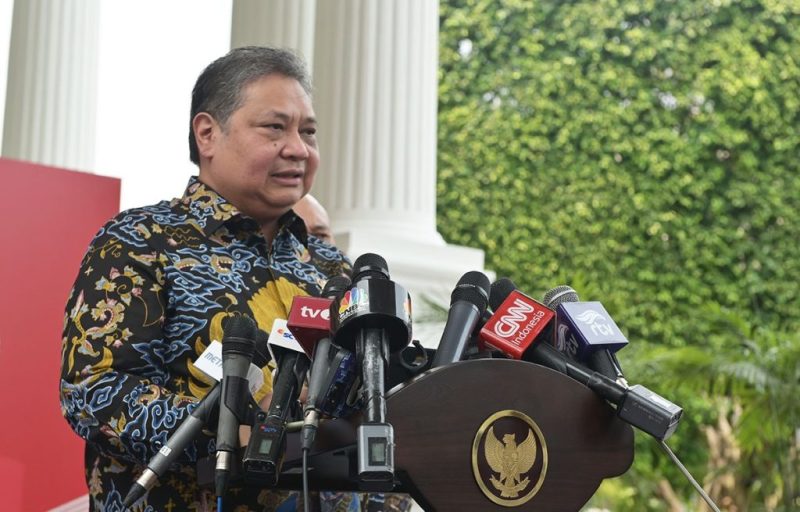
<box><xmin>472</xmin><ymin>410</ymin><xmax>548</xmax><ymax>507</ymax></box>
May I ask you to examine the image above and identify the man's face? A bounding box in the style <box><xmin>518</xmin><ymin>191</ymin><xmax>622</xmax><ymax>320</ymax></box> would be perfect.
<box><xmin>198</xmin><ymin>74</ymin><xmax>319</xmax><ymax>225</ymax></box>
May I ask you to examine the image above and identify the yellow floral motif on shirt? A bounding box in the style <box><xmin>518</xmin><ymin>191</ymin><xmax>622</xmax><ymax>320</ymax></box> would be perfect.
<box><xmin>248</xmin><ymin>277</ymin><xmax>308</xmax><ymax>333</ymax></box>
<box><xmin>247</xmin><ymin>278</ymin><xmax>309</xmax><ymax>402</ymax></box>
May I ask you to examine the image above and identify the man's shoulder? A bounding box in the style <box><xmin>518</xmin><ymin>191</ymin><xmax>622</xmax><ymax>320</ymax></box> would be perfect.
<box><xmin>89</xmin><ymin>200</ymin><xmax>187</xmax><ymax>249</ymax></box>
<box><xmin>306</xmin><ymin>234</ymin><xmax>344</xmax><ymax>257</ymax></box>
<box><xmin>305</xmin><ymin>236</ymin><xmax>353</xmax><ymax>276</ymax></box>
<box><xmin>106</xmin><ymin>200</ymin><xmax>175</xmax><ymax>225</ymax></box>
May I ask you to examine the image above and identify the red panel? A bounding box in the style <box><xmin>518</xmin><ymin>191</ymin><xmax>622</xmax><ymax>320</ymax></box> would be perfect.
<box><xmin>0</xmin><ymin>158</ymin><xmax>120</xmax><ymax>511</ymax></box>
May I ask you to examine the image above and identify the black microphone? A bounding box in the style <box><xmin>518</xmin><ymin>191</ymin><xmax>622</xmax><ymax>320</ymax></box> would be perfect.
<box><xmin>542</xmin><ymin>285</ymin><xmax>628</xmax><ymax>384</ymax></box>
<box><xmin>241</xmin><ymin>307</ymin><xmax>315</xmax><ymax>485</ymax></box>
<box><xmin>124</xmin><ymin>315</ymin><xmax>262</xmax><ymax>507</ymax></box>
<box><xmin>301</xmin><ymin>276</ymin><xmax>352</xmax><ymax>451</ymax></box>
<box><xmin>123</xmin><ymin>385</ymin><xmax>222</xmax><ymax>508</ymax></box>
<box><xmin>331</xmin><ymin>253</ymin><xmax>412</xmax><ymax>491</ymax></box>
<box><xmin>215</xmin><ymin>315</ymin><xmax>258</xmax><ymax>497</ymax></box>
<box><xmin>431</xmin><ymin>271</ymin><xmax>491</xmax><ymax>368</ymax></box>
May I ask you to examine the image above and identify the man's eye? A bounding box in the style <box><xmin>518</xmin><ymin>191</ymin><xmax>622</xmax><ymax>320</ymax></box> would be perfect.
<box><xmin>303</xmin><ymin>128</ymin><xmax>317</xmax><ymax>136</ymax></box>
<box><xmin>263</xmin><ymin>124</ymin><xmax>284</xmax><ymax>131</ymax></box>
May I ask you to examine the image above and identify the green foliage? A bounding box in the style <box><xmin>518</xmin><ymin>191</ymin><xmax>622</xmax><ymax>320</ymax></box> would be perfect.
<box><xmin>438</xmin><ymin>0</ymin><xmax>800</xmax><ymax>341</ymax></box>
<box><xmin>437</xmin><ymin>0</ymin><xmax>800</xmax><ymax>509</ymax></box>
<box><xmin>624</xmin><ymin>309</ymin><xmax>800</xmax><ymax>510</ymax></box>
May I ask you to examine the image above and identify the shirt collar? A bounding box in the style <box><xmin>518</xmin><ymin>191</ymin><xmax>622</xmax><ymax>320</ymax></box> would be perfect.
<box><xmin>178</xmin><ymin>176</ymin><xmax>309</xmax><ymax>245</ymax></box>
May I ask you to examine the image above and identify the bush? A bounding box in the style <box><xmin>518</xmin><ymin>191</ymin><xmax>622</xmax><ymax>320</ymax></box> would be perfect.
<box><xmin>438</xmin><ymin>0</ymin><xmax>799</xmax><ymax>349</ymax></box>
<box><xmin>437</xmin><ymin>0</ymin><xmax>800</xmax><ymax>509</ymax></box>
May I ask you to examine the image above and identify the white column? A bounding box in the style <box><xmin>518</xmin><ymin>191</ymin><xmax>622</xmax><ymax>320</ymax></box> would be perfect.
<box><xmin>0</xmin><ymin>0</ymin><xmax>15</xmax><ymax>151</ymax></box>
<box><xmin>230</xmin><ymin>0</ymin><xmax>316</xmax><ymax>66</ymax></box>
<box><xmin>312</xmin><ymin>0</ymin><xmax>484</xmax><ymax>312</ymax></box>
<box><xmin>2</xmin><ymin>0</ymin><xmax>100</xmax><ymax>172</ymax></box>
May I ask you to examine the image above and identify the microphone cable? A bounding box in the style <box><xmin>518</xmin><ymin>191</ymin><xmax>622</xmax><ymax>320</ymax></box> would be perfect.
<box><xmin>302</xmin><ymin>447</ymin><xmax>310</xmax><ymax>512</ymax></box>
<box><xmin>660</xmin><ymin>440</ymin><xmax>721</xmax><ymax>512</ymax></box>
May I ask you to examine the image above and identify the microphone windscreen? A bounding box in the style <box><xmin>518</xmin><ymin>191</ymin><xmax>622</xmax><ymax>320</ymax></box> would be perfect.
<box><xmin>322</xmin><ymin>275</ymin><xmax>352</xmax><ymax>298</ymax></box>
<box><xmin>451</xmin><ymin>271</ymin><xmax>490</xmax><ymax>311</ymax></box>
<box><xmin>352</xmin><ymin>253</ymin><xmax>390</xmax><ymax>281</ymax></box>
<box><xmin>221</xmin><ymin>314</ymin><xmax>256</xmax><ymax>338</ymax></box>
<box><xmin>489</xmin><ymin>278</ymin><xmax>517</xmax><ymax>311</ymax></box>
<box><xmin>221</xmin><ymin>315</ymin><xmax>256</xmax><ymax>356</ymax></box>
<box><xmin>542</xmin><ymin>285</ymin><xmax>580</xmax><ymax>308</ymax></box>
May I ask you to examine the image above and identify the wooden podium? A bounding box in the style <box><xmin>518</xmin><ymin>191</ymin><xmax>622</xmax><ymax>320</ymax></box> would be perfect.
<box><xmin>279</xmin><ymin>359</ymin><xmax>634</xmax><ymax>511</ymax></box>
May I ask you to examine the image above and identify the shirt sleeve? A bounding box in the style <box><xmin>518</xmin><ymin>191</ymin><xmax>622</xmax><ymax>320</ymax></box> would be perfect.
<box><xmin>59</xmin><ymin>222</ymin><xmax>215</xmax><ymax>466</ymax></box>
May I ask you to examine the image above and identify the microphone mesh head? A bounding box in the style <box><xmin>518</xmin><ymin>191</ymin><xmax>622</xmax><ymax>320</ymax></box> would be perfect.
<box><xmin>352</xmin><ymin>253</ymin><xmax>389</xmax><ymax>281</ymax></box>
<box><xmin>451</xmin><ymin>271</ymin><xmax>490</xmax><ymax>312</ymax></box>
<box><xmin>542</xmin><ymin>285</ymin><xmax>580</xmax><ymax>308</ymax></box>
<box><xmin>322</xmin><ymin>275</ymin><xmax>352</xmax><ymax>298</ymax></box>
<box><xmin>221</xmin><ymin>315</ymin><xmax>256</xmax><ymax>356</ymax></box>
<box><xmin>489</xmin><ymin>278</ymin><xmax>517</xmax><ymax>311</ymax></box>
<box><xmin>221</xmin><ymin>314</ymin><xmax>256</xmax><ymax>339</ymax></box>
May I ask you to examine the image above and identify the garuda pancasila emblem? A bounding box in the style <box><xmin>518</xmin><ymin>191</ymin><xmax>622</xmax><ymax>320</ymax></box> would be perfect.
<box><xmin>484</xmin><ymin>426</ymin><xmax>537</xmax><ymax>498</ymax></box>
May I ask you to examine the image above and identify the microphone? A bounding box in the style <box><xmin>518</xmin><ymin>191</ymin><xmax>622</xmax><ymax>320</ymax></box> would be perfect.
<box><xmin>299</xmin><ymin>276</ymin><xmax>351</xmax><ymax>451</ymax></box>
<box><xmin>215</xmin><ymin>315</ymin><xmax>258</xmax><ymax>497</ymax></box>
<box><xmin>430</xmin><ymin>271</ymin><xmax>491</xmax><ymax>368</ymax></box>
<box><xmin>480</xmin><ymin>279</ymin><xmax>682</xmax><ymax>440</ymax></box>
<box><xmin>123</xmin><ymin>385</ymin><xmax>221</xmax><ymax>507</ymax></box>
<box><xmin>331</xmin><ymin>253</ymin><xmax>412</xmax><ymax>491</ymax></box>
<box><xmin>286</xmin><ymin>289</ymin><xmax>338</xmax><ymax>358</ymax></box>
<box><xmin>479</xmin><ymin>278</ymin><xmax>557</xmax><ymax>359</ymax></box>
<box><xmin>123</xmin><ymin>321</ymin><xmax>270</xmax><ymax>507</ymax></box>
<box><xmin>542</xmin><ymin>284</ymin><xmax>628</xmax><ymax>384</ymax></box>
<box><xmin>241</xmin><ymin>311</ymin><xmax>311</xmax><ymax>485</ymax></box>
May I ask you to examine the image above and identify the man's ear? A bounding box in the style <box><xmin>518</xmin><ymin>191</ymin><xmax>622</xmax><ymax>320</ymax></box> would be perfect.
<box><xmin>193</xmin><ymin>112</ymin><xmax>218</xmax><ymax>159</ymax></box>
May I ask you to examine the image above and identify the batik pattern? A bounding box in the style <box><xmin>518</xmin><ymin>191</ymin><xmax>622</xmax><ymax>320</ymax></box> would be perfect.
<box><xmin>60</xmin><ymin>177</ymin><xmax>350</xmax><ymax>511</ymax></box>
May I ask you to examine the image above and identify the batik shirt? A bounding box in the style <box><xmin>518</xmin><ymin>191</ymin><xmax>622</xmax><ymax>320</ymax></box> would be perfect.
<box><xmin>60</xmin><ymin>177</ymin><xmax>350</xmax><ymax>511</ymax></box>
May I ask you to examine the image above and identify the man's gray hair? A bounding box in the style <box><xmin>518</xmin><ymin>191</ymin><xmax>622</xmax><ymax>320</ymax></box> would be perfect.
<box><xmin>188</xmin><ymin>46</ymin><xmax>311</xmax><ymax>165</ymax></box>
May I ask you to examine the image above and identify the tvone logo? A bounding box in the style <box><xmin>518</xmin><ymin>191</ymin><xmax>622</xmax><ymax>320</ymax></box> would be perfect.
<box><xmin>493</xmin><ymin>299</ymin><xmax>536</xmax><ymax>337</ymax></box>
<box><xmin>300</xmin><ymin>305</ymin><xmax>330</xmax><ymax>321</ymax></box>
<box><xmin>575</xmin><ymin>309</ymin><xmax>614</xmax><ymax>337</ymax></box>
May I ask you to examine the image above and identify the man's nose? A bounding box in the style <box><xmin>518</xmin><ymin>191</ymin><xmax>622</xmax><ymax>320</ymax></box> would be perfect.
<box><xmin>281</xmin><ymin>130</ymin><xmax>310</xmax><ymax>160</ymax></box>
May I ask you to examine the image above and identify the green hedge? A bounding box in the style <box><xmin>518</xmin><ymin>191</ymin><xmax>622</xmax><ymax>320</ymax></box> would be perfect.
<box><xmin>438</xmin><ymin>0</ymin><xmax>799</xmax><ymax>346</ymax></box>
<box><xmin>437</xmin><ymin>0</ymin><xmax>800</xmax><ymax>508</ymax></box>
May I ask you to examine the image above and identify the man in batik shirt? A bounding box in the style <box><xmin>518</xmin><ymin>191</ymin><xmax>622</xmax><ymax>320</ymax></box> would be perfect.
<box><xmin>60</xmin><ymin>46</ymin><xmax>350</xmax><ymax>511</ymax></box>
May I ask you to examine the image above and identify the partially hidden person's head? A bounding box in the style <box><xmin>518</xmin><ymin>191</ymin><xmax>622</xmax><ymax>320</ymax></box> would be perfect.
<box><xmin>294</xmin><ymin>194</ymin><xmax>335</xmax><ymax>245</ymax></box>
<box><xmin>189</xmin><ymin>46</ymin><xmax>318</xmax><ymax>228</ymax></box>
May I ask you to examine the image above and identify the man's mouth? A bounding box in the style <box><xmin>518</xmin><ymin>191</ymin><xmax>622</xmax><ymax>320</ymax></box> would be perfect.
<box><xmin>271</xmin><ymin>169</ymin><xmax>304</xmax><ymax>184</ymax></box>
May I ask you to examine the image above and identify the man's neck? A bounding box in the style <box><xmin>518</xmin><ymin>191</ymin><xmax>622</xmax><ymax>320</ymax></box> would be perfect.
<box><xmin>259</xmin><ymin>220</ymin><xmax>279</xmax><ymax>246</ymax></box>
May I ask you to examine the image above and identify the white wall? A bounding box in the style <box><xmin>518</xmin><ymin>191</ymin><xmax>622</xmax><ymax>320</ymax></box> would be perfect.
<box><xmin>94</xmin><ymin>0</ymin><xmax>232</xmax><ymax>210</ymax></box>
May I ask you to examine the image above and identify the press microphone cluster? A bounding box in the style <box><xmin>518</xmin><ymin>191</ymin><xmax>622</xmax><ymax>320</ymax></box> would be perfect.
<box><xmin>240</xmin><ymin>274</ymin><xmax>355</xmax><ymax>488</ymax></box>
<box><xmin>240</xmin><ymin>275</ymin><xmax>358</xmax><ymax>486</ymax></box>
<box><xmin>480</xmin><ymin>279</ymin><xmax>683</xmax><ymax>440</ymax></box>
